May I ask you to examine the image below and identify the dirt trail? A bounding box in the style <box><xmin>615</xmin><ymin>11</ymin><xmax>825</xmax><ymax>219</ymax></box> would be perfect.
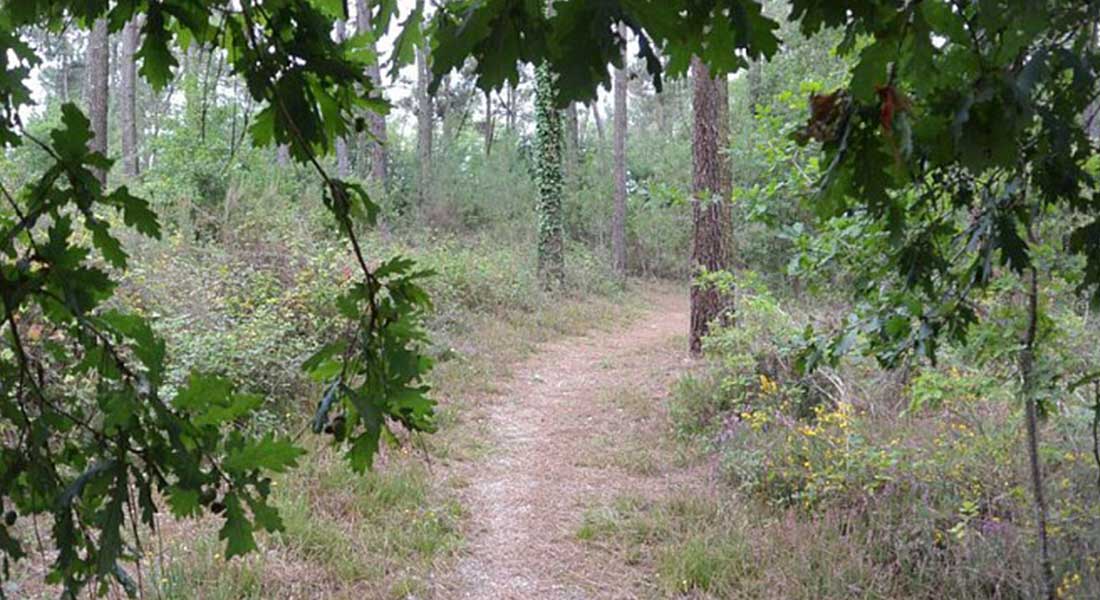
<box><xmin>441</xmin><ymin>288</ymin><xmax>691</xmax><ymax>599</ymax></box>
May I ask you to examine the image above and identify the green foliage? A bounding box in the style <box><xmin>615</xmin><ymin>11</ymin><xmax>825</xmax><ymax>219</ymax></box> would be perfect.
<box><xmin>0</xmin><ymin>1</ymin><xmax>435</xmax><ymax>595</ymax></box>
<box><xmin>431</xmin><ymin>0</ymin><xmax>782</xmax><ymax>104</ymax></box>
<box><xmin>789</xmin><ymin>1</ymin><xmax>1100</xmax><ymax>367</ymax></box>
<box><xmin>676</xmin><ymin>275</ymin><xmax>1100</xmax><ymax>597</ymax></box>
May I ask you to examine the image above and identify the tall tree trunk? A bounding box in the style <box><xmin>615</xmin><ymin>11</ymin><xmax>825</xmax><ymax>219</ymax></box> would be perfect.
<box><xmin>534</xmin><ymin>61</ymin><xmax>565</xmax><ymax>289</ymax></box>
<box><xmin>357</xmin><ymin>0</ymin><xmax>388</xmax><ymax>185</ymax></box>
<box><xmin>276</xmin><ymin>145</ymin><xmax>290</xmax><ymax>167</ymax></box>
<box><xmin>415</xmin><ymin>0</ymin><xmax>433</xmax><ymax>205</ymax></box>
<box><xmin>717</xmin><ymin>75</ymin><xmax>731</xmax><ymax>200</ymax></box>
<box><xmin>612</xmin><ymin>35</ymin><xmax>628</xmax><ymax>277</ymax></box>
<box><xmin>484</xmin><ymin>91</ymin><xmax>495</xmax><ymax>156</ymax></box>
<box><xmin>564</xmin><ymin>103</ymin><xmax>580</xmax><ymax>182</ymax></box>
<box><xmin>333</xmin><ymin>19</ymin><xmax>351</xmax><ymax>178</ymax></box>
<box><xmin>747</xmin><ymin>59</ymin><xmax>763</xmax><ymax>117</ymax></box>
<box><xmin>689</xmin><ymin>57</ymin><xmax>730</xmax><ymax>355</ymax></box>
<box><xmin>120</xmin><ymin>17</ymin><xmax>140</xmax><ymax>179</ymax></box>
<box><xmin>60</xmin><ymin>33</ymin><xmax>70</xmax><ymax>102</ymax></box>
<box><xmin>506</xmin><ymin>81</ymin><xmax>517</xmax><ymax>134</ymax></box>
<box><xmin>85</xmin><ymin>17</ymin><xmax>109</xmax><ymax>186</ymax></box>
<box><xmin>591</xmin><ymin>102</ymin><xmax>605</xmax><ymax>143</ymax></box>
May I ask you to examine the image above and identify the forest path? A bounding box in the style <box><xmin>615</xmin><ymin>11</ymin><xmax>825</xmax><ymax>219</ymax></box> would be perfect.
<box><xmin>440</xmin><ymin>287</ymin><xmax>692</xmax><ymax>599</ymax></box>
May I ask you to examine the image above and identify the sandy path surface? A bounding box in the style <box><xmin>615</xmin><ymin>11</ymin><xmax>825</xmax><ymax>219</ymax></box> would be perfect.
<box><xmin>439</xmin><ymin>289</ymin><xmax>691</xmax><ymax>599</ymax></box>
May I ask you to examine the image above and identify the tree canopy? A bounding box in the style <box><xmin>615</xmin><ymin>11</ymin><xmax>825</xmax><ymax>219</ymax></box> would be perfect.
<box><xmin>2</xmin><ymin>0</ymin><xmax>1100</xmax><ymax>596</ymax></box>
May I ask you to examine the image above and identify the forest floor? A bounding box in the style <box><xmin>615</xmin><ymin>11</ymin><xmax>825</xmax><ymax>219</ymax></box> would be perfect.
<box><xmin>434</xmin><ymin>286</ymin><xmax>706</xmax><ymax>599</ymax></box>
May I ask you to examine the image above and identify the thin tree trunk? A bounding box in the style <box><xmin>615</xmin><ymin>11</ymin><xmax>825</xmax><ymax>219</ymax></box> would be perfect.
<box><xmin>60</xmin><ymin>33</ymin><xmax>70</xmax><ymax>102</ymax></box>
<box><xmin>591</xmin><ymin>102</ymin><xmax>605</xmax><ymax>143</ymax></box>
<box><xmin>86</xmin><ymin>17</ymin><xmax>110</xmax><ymax>186</ymax></box>
<box><xmin>689</xmin><ymin>56</ymin><xmax>730</xmax><ymax>355</ymax></box>
<box><xmin>564</xmin><ymin>103</ymin><xmax>580</xmax><ymax>182</ymax></box>
<box><xmin>484</xmin><ymin>91</ymin><xmax>495</xmax><ymax>156</ymax></box>
<box><xmin>1021</xmin><ymin>214</ymin><xmax>1055</xmax><ymax>599</ymax></box>
<box><xmin>276</xmin><ymin>145</ymin><xmax>290</xmax><ymax>167</ymax></box>
<box><xmin>717</xmin><ymin>75</ymin><xmax>731</xmax><ymax>200</ymax></box>
<box><xmin>611</xmin><ymin>33</ymin><xmax>628</xmax><ymax>277</ymax></box>
<box><xmin>534</xmin><ymin>61</ymin><xmax>565</xmax><ymax>289</ymax></box>
<box><xmin>416</xmin><ymin>42</ymin><xmax>433</xmax><ymax>202</ymax></box>
<box><xmin>120</xmin><ymin>17</ymin><xmax>140</xmax><ymax>179</ymax></box>
<box><xmin>334</xmin><ymin>19</ymin><xmax>351</xmax><ymax>178</ymax></box>
<box><xmin>415</xmin><ymin>0</ymin><xmax>433</xmax><ymax>205</ymax></box>
<box><xmin>506</xmin><ymin>81</ymin><xmax>517</xmax><ymax>134</ymax></box>
<box><xmin>747</xmin><ymin>59</ymin><xmax>762</xmax><ymax>117</ymax></box>
<box><xmin>357</xmin><ymin>0</ymin><xmax>388</xmax><ymax>185</ymax></box>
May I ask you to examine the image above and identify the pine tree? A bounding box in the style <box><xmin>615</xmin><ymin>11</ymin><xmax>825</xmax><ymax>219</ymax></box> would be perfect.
<box><xmin>119</xmin><ymin>17</ymin><xmax>140</xmax><ymax>178</ymax></box>
<box><xmin>689</xmin><ymin>56</ymin><xmax>730</xmax><ymax>355</ymax></box>
<box><xmin>85</xmin><ymin>17</ymin><xmax>109</xmax><ymax>185</ymax></box>
<box><xmin>357</xmin><ymin>0</ymin><xmax>388</xmax><ymax>185</ymax></box>
<box><xmin>611</xmin><ymin>26</ymin><xmax>628</xmax><ymax>277</ymax></box>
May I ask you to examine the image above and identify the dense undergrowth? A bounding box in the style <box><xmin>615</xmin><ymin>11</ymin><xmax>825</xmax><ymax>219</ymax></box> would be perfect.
<box><xmin>580</xmin><ymin>271</ymin><xmax>1100</xmax><ymax>599</ymax></box>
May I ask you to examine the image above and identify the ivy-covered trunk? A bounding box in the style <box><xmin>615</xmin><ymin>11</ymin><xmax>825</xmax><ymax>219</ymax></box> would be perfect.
<box><xmin>534</xmin><ymin>61</ymin><xmax>565</xmax><ymax>289</ymax></box>
<box><xmin>689</xmin><ymin>56</ymin><xmax>730</xmax><ymax>355</ymax></box>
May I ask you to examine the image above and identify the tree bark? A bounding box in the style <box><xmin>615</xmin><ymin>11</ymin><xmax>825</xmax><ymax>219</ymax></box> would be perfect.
<box><xmin>612</xmin><ymin>35</ymin><xmax>628</xmax><ymax>277</ymax></box>
<box><xmin>534</xmin><ymin>61</ymin><xmax>565</xmax><ymax>289</ymax></box>
<box><xmin>506</xmin><ymin>81</ymin><xmax>517</xmax><ymax>134</ymax></box>
<box><xmin>564</xmin><ymin>103</ymin><xmax>580</xmax><ymax>182</ymax></box>
<box><xmin>1021</xmin><ymin>212</ymin><xmax>1055</xmax><ymax>599</ymax></box>
<box><xmin>334</xmin><ymin>19</ymin><xmax>351</xmax><ymax>178</ymax></box>
<box><xmin>415</xmin><ymin>0</ymin><xmax>433</xmax><ymax>205</ymax></box>
<box><xmin>484</xmin><ymin>91</ymin><xmax>495</xmax><ymax>156</ymax></box>
<box><xmin>357</xmin><ymin>0</ymin><xmax>388</xmax><ymax>185</ymax></box>
<box><xmin>591</xmin><ymin>102</ymin><xmax>605</xmax><ymax>143</ymax></box>
<box><xmin>120</xmin><ymin>17</ymin><xmax>140</xmax><ymax>179</ymax></box>
<box><xmin>85</xmin><ymin>17</ymin><xmax>110</xmax><ymax>186</ymax></box>
<box><xmin>717</xmin><ymin>74</ymin><xmax>732</xmax><ymax>201</ymax></box>
<box><xmin>689</xmin><ymin>57</ymin><xmax>730</xmax><ymax>355</ymax></box>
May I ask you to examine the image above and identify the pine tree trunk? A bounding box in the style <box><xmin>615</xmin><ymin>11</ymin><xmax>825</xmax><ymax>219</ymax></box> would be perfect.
<box><xmin>612</xmin><ymin>36</ymin><xmax>628</xmax><ymax>277</ymax></box>
<box><xmin>717</xmin><ymin>75</ymin><xmax>731</xmax><ymax>201</ymax></box>
<box><xmin>534</xmin><ymin>61</ymin><xmax>565</xmax><ymax>289</ymax></box>
<box><xmin>86</xmin><ymin>17</ymin><xmax>110</xmax><ymax>186</ymax></box>
<box><xmin>120</xmin><ymin>17</ymin><xmax>140</xmax><ymax>179</ymax></box>
<box><xmin>415</xmin><ymin>0</ymin><xmax>433</xmax><ymax>206</ymax></box>
<box><xmin>689</xmin><ymin>57</ymin><xmax>730</xmax><ymax>355</ymax></box>
<box><xmin>506</xmin><ymin>82</ymin><xmax>517</xmax><ymax>134</ymax></box>
<box><xmin>334</xmin><ymin>19</ymin><xmax>351</xmax><ymax>178</ymax></box>
<box><xmin>564</xmin><ymin>103</ymin><xmax>580</xmax><ymax>182</ymax></box>
<box><xmin>591</xmin><ymin>102</ymin><xmax>605</xmax><ymax>143</ymax></box>
<box><xmin>357</xmin><ymin>0</ymin><xmax>388</xmax><ymax>185</ymax></box>
<box><xmin>484</xmin><ymin>91</ymin><xmax>495</xmax><ymax>156</ymax></box>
